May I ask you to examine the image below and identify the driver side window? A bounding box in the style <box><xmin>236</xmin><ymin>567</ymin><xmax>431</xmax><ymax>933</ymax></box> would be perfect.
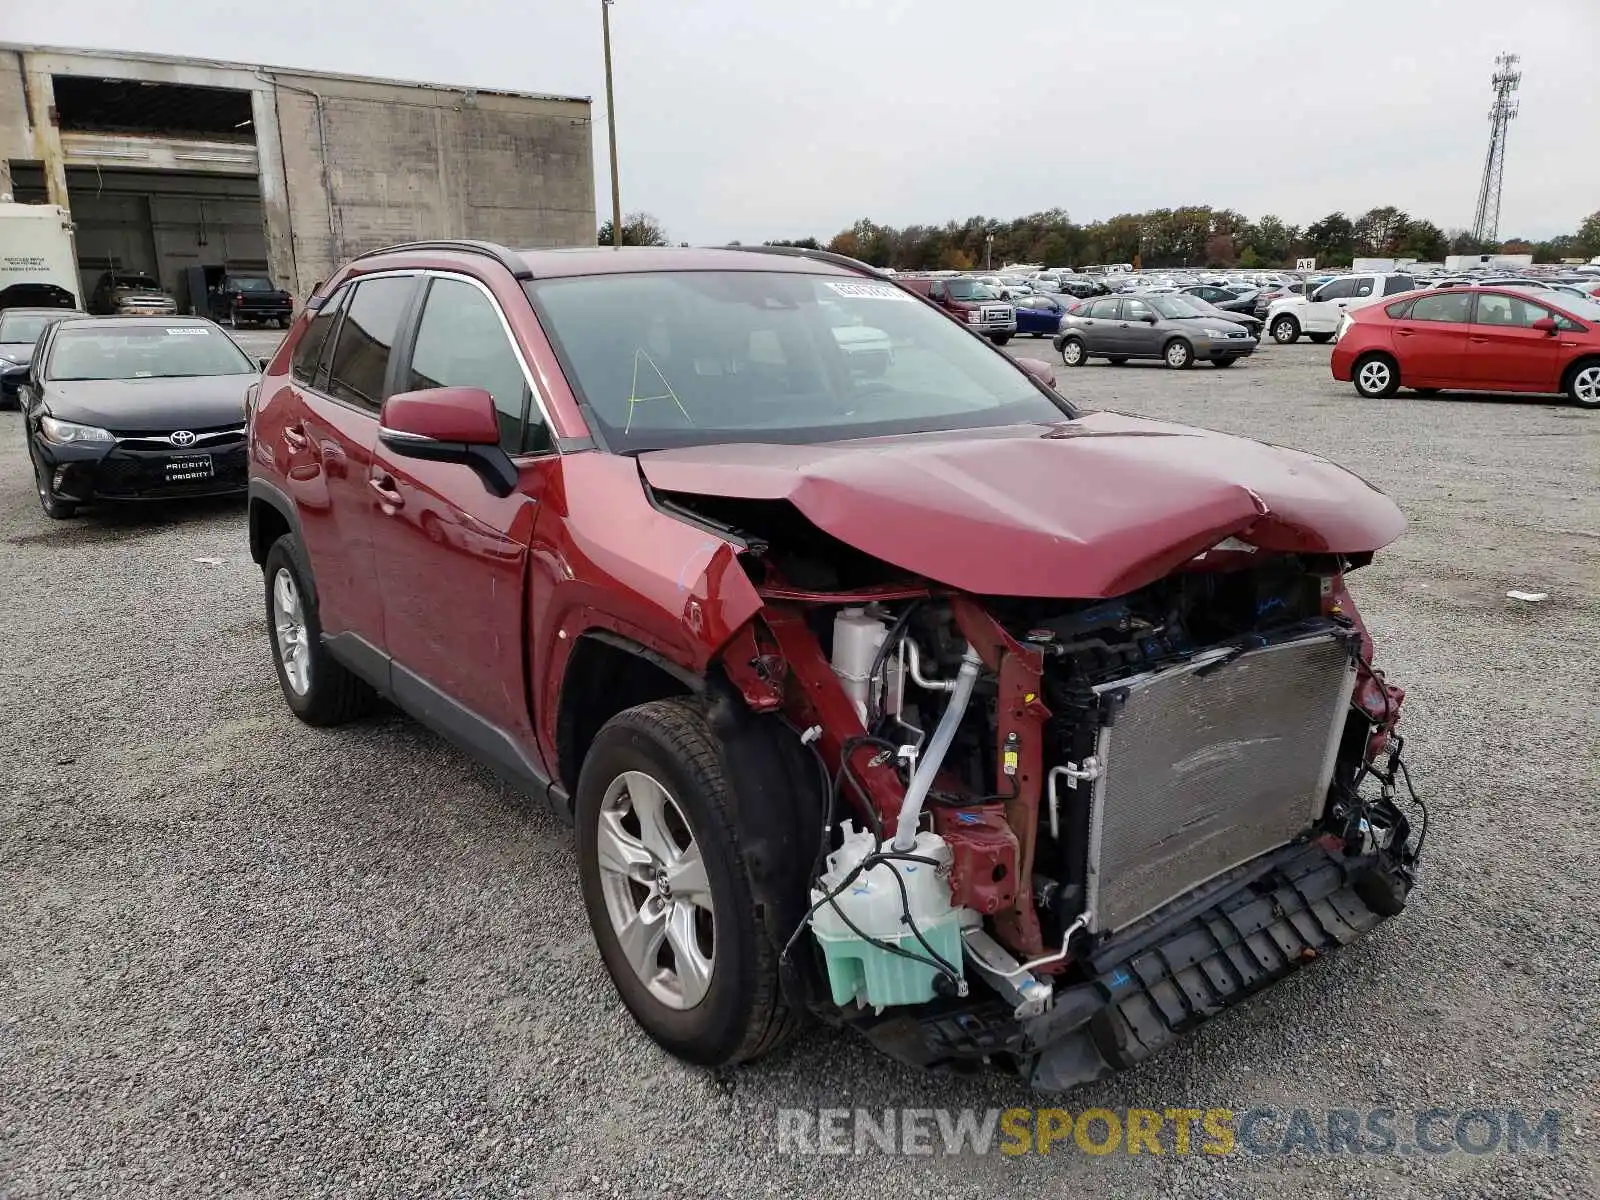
<box><xmin>1123</xmin><ymin>299</ymin><xmax>1153</xmax><ymax>321</ymax></box>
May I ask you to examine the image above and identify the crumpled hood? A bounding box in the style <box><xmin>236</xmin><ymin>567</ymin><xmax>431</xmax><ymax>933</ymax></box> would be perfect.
<box><xmin>639</xmin><ymin>413</ymin><xmax>1405</xmax><ymax>597</ymax></box>
<box><xmin>44</xmin><ymin>374</ymin><xmax>254</xmax><ymax>433</ymax></box>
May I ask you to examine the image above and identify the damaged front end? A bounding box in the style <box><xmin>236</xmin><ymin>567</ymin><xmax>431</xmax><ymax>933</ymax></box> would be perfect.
<box><xmin>655</xmin><ymin>443</ymin><xmax>1422</xmax><ymax>1092</ymax></box>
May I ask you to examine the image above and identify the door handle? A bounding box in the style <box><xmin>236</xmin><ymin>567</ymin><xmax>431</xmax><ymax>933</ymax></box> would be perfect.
<box><xmin>1395</xmin><ymin>329</ymin><xmax>1414</xmax><ymax>337</ymax></box>
<box><xmin>1468</xmin><ymin>337</ymin><xmax>1489</xmax><ymax>344</ymax></box>
<box><xmin>283</xmin><ymin>424</ymin><xmax>308</xmax><ymax>450</ymax></box>
<box><xmin>368</xmin><ymin>478</ymin><xmax>404</xmax><ymax>509</ymax></box>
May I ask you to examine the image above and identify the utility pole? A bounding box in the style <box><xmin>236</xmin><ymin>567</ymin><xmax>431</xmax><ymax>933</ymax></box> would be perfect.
<box><xmin>602</xmin><ymin>0</ymin><xmax>623</xmax><ymax>249</ymax></box>
<box><xmin>1470</xmin><ymin>52</ymin><xmax>1520</xmax><ymax>246</ymax></box>
<box><xmin>985</xmin><ymin>233</ymin><xmax>993</xmax><ymax>271</ymax></box>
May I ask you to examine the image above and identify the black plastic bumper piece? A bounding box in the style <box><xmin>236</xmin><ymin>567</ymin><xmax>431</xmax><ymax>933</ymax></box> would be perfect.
<box><xmin>1028</xmin><ymin>841</ymin><xmax>1393</xmax><ymax>1092</ymax></box>
<box><xmin>844</xmin><ymin>839</ymin><xmax>1404</xmax><ymax>1090</ymax></box>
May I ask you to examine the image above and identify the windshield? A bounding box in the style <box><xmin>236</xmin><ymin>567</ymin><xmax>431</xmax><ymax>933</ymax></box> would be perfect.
<box><xmin>47</xmin><ymin>326</ymin><xmax>255</xmax><ymax>380</ymax></box>
<box><xmin>1554</xmin><ymin>296</ymin><xmax>1600</xmax><ymax>322</ymax></box>
<box><xmin>229</xmin><ymin>276</ymin><xmax>275</xmax><ymax>292</ymax></box>
<box><xmin>946</xmin><ymin>279</ymin><xmax>1000</xmax><ymax>301</ymax></box>
<box><xmin>0</xmin><ymin>312</ymin><xmax>61</xmax><ymax>344</ymax></box>
<box><xmin>1147</xmin><ymin>295</ymin><xmax>1206</xmax><ymax>319</ymax></box>
<box><xmin>527</xmin><ymin>271</ymin><xmax>1069</xmax><ymax>452</ymax></box>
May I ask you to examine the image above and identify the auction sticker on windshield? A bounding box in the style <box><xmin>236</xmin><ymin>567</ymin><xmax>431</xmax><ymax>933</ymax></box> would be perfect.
<box><xmin>824</xmin><ymin>281</ymin><xmax>913</xmax><ymax>302</ymax></box>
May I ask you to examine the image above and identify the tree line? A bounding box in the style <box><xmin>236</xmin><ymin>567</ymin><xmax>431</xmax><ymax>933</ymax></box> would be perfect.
<box><xmin>596</xmin><ymin>207</ymin><xmax>1600</xmax><ymax>270</ymax></box>
<box><xmin>801</xmin><ymin>208</ymin><xmax>1600</xmax><ymax>271</ymax></box>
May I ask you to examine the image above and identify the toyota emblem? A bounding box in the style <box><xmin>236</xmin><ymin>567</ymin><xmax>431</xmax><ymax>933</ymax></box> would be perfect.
<box><xmin>170</xmin><ymin>430</ymin><xmax>197</xmax><ymax>447</ymax></box>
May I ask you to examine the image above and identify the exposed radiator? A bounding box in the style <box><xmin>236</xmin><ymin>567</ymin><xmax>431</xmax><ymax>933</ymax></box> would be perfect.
<box><xmin>1085</xmin><ymin>631</ymin><xmax>1357</xmax><ymax>934</ymax></box>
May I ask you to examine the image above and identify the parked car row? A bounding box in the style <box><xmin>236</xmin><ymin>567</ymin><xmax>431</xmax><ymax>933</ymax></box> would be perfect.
<box><xmin>1053</xmin><ymin>292</ymin><xmax>1258</xmax><ymax>368</ymax></box>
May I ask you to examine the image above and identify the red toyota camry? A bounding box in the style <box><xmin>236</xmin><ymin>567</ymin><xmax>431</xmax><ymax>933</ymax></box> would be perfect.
<box><xmin>1330</xmin><ymin>286</ymin><xmax>1600</xmax><ymax>407</ymax></box>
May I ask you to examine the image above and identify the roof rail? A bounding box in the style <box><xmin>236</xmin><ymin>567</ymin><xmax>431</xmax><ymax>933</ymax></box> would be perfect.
<box><xmin>715</xmin><ymin>243</ymin><xmax>887</xmax><ymax>279</ymax></box>
<box><xmin>351</xmin><ymin>239</ymin><xmax>532</xmax><ymax>281</ymax></box>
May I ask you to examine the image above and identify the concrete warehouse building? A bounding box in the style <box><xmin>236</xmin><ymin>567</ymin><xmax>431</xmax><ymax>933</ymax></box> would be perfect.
<box><xmin>0</xmin><ymin>44</ymin><xmax>596</xmax><ymax>304</ymax></box>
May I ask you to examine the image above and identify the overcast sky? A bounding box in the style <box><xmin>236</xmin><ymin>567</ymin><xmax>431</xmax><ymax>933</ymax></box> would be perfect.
<box><xmin>10</xmin><ymin>0</ymin><xmax>1598</xmax><ymax>244</ymax></box>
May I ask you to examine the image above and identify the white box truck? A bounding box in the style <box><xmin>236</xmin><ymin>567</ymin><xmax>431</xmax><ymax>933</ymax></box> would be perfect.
<box><xmin>0</xmin><ymin>202</ymin><xmax>80</xmax><ymax>311</ymax></box>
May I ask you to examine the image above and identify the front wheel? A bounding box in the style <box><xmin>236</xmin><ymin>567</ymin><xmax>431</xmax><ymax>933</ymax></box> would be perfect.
<box><xmin>1353</xmin><ymin>354</ymin><xmax>1401</xmax><ymax>399</ymax></box>
<box><xmin>1164</xmin><ymin>339</ymin><xmax>1195</xmax><ymax>369</ymax></box>
<box><xmin>262</xmin><ymin>534</ymin><xmax>377</xmax><ymax>725</ymax></box>
<box><xmin>1059</xmin><ymin>337</ymin><xmax>1087</xmax><ymax>367</ymax></box>
<box><xmin>1271</xmin><ymin>316</ymin><xmax>1300</xmax><ymax>344</ymax></box>
<box><xmin>988</xmin><ymin>333</ymin><xmax>1011</xmax><ymax>346</ymax></box>
<box><xmin>576</xmin><ymin>698</ymin><xmax>800</xmax><ymax>1067</ymax></box>
<box><xmin>1565</xmin><ymin>361</ymin><xmax>1600</xmax><ymax>408</ymax></box>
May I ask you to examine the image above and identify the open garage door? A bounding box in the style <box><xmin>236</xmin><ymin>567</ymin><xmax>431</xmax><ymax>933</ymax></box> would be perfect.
<box><xmin>12</xmin><ymin>166</ymin><xmax>267</xmax><ymax>311</ymax></box>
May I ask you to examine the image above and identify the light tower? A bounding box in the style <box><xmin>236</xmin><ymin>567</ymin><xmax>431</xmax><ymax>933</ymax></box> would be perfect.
<box><xmin>1470</xmin><ymin>52</ymin><xmax>1520</xmax><ymax>245</ymax></box>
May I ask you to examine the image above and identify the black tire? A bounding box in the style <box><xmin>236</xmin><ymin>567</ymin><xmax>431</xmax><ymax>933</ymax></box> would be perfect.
<box><xmin>1352</xmin><ymin>353</ymin><xmax>1401</xmax><ymax>399</ymax></box>
<box><xmin>1107</xmin><ymin>357</ymin><xmax>1129</xmax><ymax>366</ymax></box>
<box><xmin>1308</xmin><ymin>332</ymin><xmax>1333</xmax><ymax>344</ymax></box>
<box><xmin>262</xmin><ymin>533</ymin><xmax>377</xmax><ymax>725</ymax></box>
<box><xmin>29</xmin><ymin>443</ymin><xmax>78</xmax><ymax>519</ymax></box>
<box><xmin>1058</xmin><ymin>337</ymin><xmax>1087</xmax><ymax>367</ymax></box>
<box><xmin>1563</xmin><ymin>359</ymin><xmax>1600</xmax><ymax>409</ymax></box>
<box><xmin>279</xmin><ymin>316</ymin><xmax>291</xmax><ymax>330</ymax></box>
<box><xmin>1271</xmin><ymin>316</ymin><xmax>1300</xmax><ymax>344</ymax></box>
<box><xmin>576</xmin><ymin>698</ymin><xmax>800</xmax><ymax>1067</ymax></box>
<box><xmin>1163</xmin><ymin>338</ymin><xmax>1195</xmax><ymax>369</ymax></box>
<box><xmin>1212</xmin><ymin>357</ymin><xmax>1238</xmax><ymax>368</ymax></box>
<box><xmin>988</xmin><ymin>333</ymin><xmax>1012</xmax><ymax>346</ymax></box>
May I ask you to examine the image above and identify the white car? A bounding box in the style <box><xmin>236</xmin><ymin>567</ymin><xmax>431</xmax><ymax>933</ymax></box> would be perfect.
<box><xmin>1266</xmin><ymin>272</ymin><xmax>1420</xmax><ymax>344</ymax></box>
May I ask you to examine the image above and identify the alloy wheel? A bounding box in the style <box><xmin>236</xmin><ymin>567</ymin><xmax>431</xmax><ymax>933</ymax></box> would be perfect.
<box><xmin>271</xmin><ymin>568</ymin><xmax>312</xmax><ymax>695</ymax></box>
<box><xmin>1573</xmin><ymin>365</ymin><xmax>1600</xmax><ymax>407</ymax></box>
<box><xmin>595</xmin><ymin>770</ymin><xmax>716</xmax><ymax>1010</ymax></box>
<box><xmin>1061</xmin><ymin>340</ymin><xmax>1084</xmax><ymax>366</ymax></box>
<box><xmin>1358</xmin><ymin>360</ymin><xmax>1392</xmax><ymax>395</ymax></box>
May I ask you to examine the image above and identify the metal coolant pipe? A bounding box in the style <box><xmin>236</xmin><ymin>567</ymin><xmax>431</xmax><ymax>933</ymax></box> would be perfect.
<box><xmin>891</xmin><ymin>645</ymin><xmax>984</xmax><ymax>851</ymax></box>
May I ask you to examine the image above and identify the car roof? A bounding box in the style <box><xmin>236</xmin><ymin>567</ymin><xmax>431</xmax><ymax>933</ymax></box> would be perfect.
<box><xmin>357</xmin><ymin>244</ymin><xmax>867</xmax><ymax>281</ymax></box>
<box><xmin>53</xmin><ymin>316</ymin><xmax>218</xmax><ymax>332</ymax></box>
<box><xmin>1</xmin><ymin>307</ymin><xmax>89</xmax><ymax>318</ymax></box>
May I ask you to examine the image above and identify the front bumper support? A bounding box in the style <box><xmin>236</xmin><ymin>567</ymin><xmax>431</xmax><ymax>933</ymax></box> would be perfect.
<box><xmin>843</xmin><ymin>839</ymin><xmax>1405</xmax><ymax>1091</ymax></box>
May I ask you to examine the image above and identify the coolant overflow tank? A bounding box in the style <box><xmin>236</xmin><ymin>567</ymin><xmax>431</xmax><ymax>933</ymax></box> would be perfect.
<box><xmin>810</xmin><ymin>823</ymin><xmax>965</xmax><ymax>1011</ymax></box>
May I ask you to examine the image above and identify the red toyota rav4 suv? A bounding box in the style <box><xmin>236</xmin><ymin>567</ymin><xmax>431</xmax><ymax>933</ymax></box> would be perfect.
<box><xmin>248</xmin><ymin>242</ymin><xmax>1425</xmax><ymax>1092</ymax></box>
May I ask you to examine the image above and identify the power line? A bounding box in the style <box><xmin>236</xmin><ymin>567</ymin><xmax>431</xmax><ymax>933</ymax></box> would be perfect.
<box><xmin>1470</xmin><ymin>52</ymin><xmax>1520</xmax><ymax>245</ymax></box>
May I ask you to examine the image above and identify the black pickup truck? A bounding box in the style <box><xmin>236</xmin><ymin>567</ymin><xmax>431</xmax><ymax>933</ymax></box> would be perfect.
<box><xmin>183</xmin><ymin>265</ymin><xmax>294</xmax><ymax>328</ymax></box>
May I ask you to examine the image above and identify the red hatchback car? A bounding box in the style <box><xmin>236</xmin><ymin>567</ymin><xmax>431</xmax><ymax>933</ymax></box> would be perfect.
<box><xmin>246</xmin><ymin>241</ymin><xmax>1425</xmax><ymax>1092</ymax></box>
<box><xmin>1331</xmin><ymin>286</ymin><xmax>1600</xmax><ymax>406</ymax></box>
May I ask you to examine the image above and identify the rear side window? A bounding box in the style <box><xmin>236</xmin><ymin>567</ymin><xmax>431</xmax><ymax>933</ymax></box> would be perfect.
<box><xmin>291</xmin><ymin>284</ymin><xmax>348</xmax><ymax>385</ymax></box>
<box><xmin>326</xmin><ymin>276</ymin><xmax>416</xmax><ymax>411</ymax></box>
<box><xmin>1407</xmin><ymin>292</ymin><xmax>1474</xmax><ymax>323</ymax></box>
<box><xmin>406</xmin><ymin>277</ymin><xmax>550</xmax><ymax>455</ymax></box>
<box><xmin>1086</xmin><ymin>298</ymin><xmax>1120</xmax><ymax>319</ymax></box>
<box><xmin>1384</xmin><ymin>298</ymin><xmax>1416</xmax><ymax>319</ymax></box>
<box><xmin>1383</xmin><ymin>276</ymin><xmax>1416</xmax><ymax>296</ymax></box>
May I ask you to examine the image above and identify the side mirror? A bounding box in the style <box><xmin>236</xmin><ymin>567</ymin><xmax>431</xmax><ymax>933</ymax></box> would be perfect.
<box><xmin>377</xmin><ymin>386</ymin><xmax>517</xmax><ymax>497</ymax></box>
<box><xmin>257</xmin><ymin>357</ymin><xmax>270</xmax><ymax>370</ymax></box>
<box><xmin>1016</xmin><ymin>357</ymin><xmax>1057</xmax><ymax>389</ymax></box>
<box><xmin>1141</xmin><ymin>313</ymin><xmax>1159</xmax><ymax>323</ymax></box>
<box><xmin>1531</xmin><ymin>317</ymin><xmax>1558</xmax><ymax>335</ymax></box>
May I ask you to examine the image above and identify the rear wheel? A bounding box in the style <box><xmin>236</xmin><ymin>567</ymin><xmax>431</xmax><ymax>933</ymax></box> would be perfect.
<box><xmin>1059</xmin><ymin>337</ymin><xmax>1086</xmax><ymax>367</ymax></box>
<box><xmin>1271</xmin><ymin>316</ymin><xmax>1301</xmax><ymax>344</ymax></box>
<box><xmin>576</xmin><ymin>698</ymin><xmax>800</xmax><ymax>1067</ymax></box>
<box><xmin>988</xmin><ymin>333</ymin><xmax>1011</xmax><ymax>346</ymax></box>
<box><xmin>1353</xmin><ymin>353</ymin><xmax>1400</xmax><ymax>399</ymax></box>
<box><xmin>1564</xmin><ymin>361</ymin><xmax>1600</xmax><ymax>408</ymax></box>
<box><xmin>1308</xmin><ymin>332</ymin><xmax>1333</xmax><ymax>344</ymax></box>
<box><xmin>263</xmin><ymin>534</ymin><xmax>377</xmax><ymax>725</ymax></box>
<box><xmin>1164</xmin><ymin>339</ymin><xmax>1195</xmax><ymax>369</ymax></box>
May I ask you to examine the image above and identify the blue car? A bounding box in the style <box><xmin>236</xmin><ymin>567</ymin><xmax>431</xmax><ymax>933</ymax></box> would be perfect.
<box><xmin>1013</xmin><ymin>294</ymin><xmax>1070</xmax><ymax>337</ymax></box>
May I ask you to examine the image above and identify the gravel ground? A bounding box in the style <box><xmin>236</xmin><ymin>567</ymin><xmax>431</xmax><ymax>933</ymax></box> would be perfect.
<box><xmin>2</xmin><ymin>335</ymin><xmax>1597</xmax><ymax>1198</ymax></box>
